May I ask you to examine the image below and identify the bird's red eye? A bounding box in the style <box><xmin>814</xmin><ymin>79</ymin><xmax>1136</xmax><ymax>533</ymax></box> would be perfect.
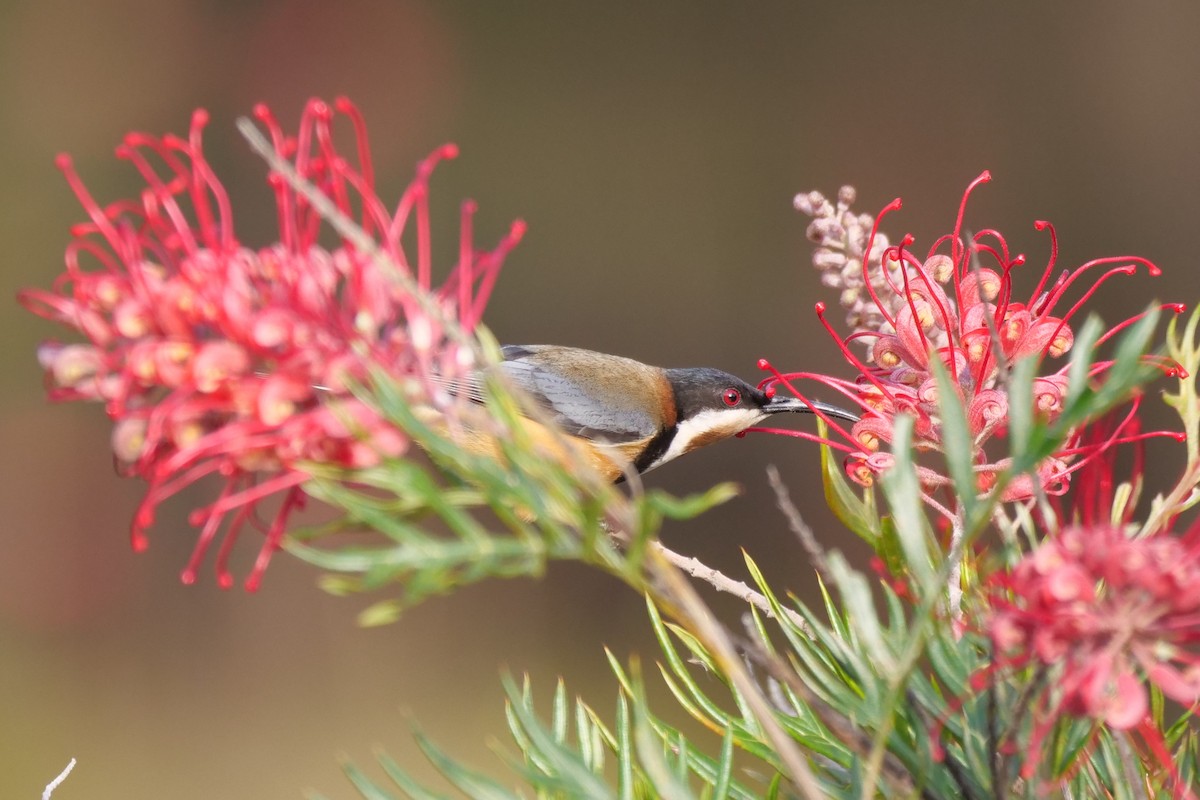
<box><xmin>722</xmin><ymin>388</ymin><xmax>741</xmax><ymax>407</ymax></box>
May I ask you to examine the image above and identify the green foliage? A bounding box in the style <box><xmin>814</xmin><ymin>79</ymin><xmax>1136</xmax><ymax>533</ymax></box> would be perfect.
<box><xmin>820</xmin><ymin>421</ymin><xmax>881</xmax><ymax>546</ymax></box>
<box><xmin>288</xmin><ymin>356</ymin><xmax>737</xmax><ymax>623</ymax></box>
<box><xmin>307</xmin><ymin>303</ymin><xmax>1195</xmax><ymax>800</ymax></box>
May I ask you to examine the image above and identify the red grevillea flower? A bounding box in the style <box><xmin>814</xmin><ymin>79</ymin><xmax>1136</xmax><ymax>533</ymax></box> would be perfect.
<box><xmin>987</xmin><ymin>523</ymin><xmax>1200</xmax><ymax>789</ymax></box>
<box><xmin>18</xmin><ymin>98</ymin><xmax>525</xmax><ymax>591</ymax></box>
<box><xmin>760</xmin><ymin>172</ymin><xmax>1182</xmax><ymax>509</ymax></box>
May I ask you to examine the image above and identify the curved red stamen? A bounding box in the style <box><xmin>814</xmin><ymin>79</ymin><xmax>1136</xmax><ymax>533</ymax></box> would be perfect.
<box><xmin>213</xmin><ymin>500</ymin><xmax>254</xmax><ymax>590</ymax></box>
<box><xmin>972</xmin><ymin>254</ymin><xmax>1024</xmax><ymax>388</ymax></box>
<box><xmin>55</xmin><ymin>154</ymin><xmax>131</xmax><ymax>258</ymax></box>
<box><xmin>64</xmin><ymin>238</ymin><xmax>123</xmax><ymax>279</ymax></box>
<box><xmin>470</xmin><ymin>220</ymin><xmax>527</xmax><ymax>327</ymax></box>
<box><xmin>1029</xmin><ymin>220</ymin><xmax>1059</xmax><ymax>309</ymax></box>
<box><xmin>898</xmin><ymin>239</ymin><xmax>958</xmax><ymax>364</ymax></box>
<box><xmin>1055</xmin><ymin>430</ymin><xmax>1185</xmax><ymax>481</ymax></box>
<box><xmin>123</xmin><ymin>132</ymin><xmax>190</xmax><ymax>198</ymax></box>
<box><xmin>190</xmin><ymin>148</ymin><xmax>235</xmax><ymax>254</ymax></box>
<box><xmin>191</xmin><ymin>469</ymin><xmax>308</xmax><ymax>525</ymax></box>
<box><xmin>814</xmin><ymin>303</ymin><xmax>903</xmax><ymax>407</ymax></box>
<box><xmin>253</xmin><ymin>106</ymin><xmax>298</xmax><ymax>251</ymax></box>
<box><xmin>245</xmin><ymin>484</ymin><xmax>305</xmax><ymax>592</ymax></box>
<box><xmin>990</xmin><ymin>254</ymin><xmax>1023</xmax><ymax>333</ymax></box>
<box><xmin>927</xmin><ymin>233</ymin><xmax>957</xmax><ymax>264</ymax></box>
<box><xmin>859</xmin><ymin>198</ymin><xmax>903</xmax><ymax>329</ymax></box>
<box><xmin>116</xmin><ymin>143</ymin><xmax>200</xmax><ymax>257</ymax></box>
<box><xmin>385</xmin><ymin>144</ymin><xmax>458</xmax><ymax>258</ymax></box>
<box><xmin>743</xmin><ymin>425</ymin><xmax>856</xmax><ymax>452</ymax></box>
<box><xmin>951</xmin><ymin>171</ymin><xmax>992</xmax><ymax>280</ymax></box>
<box><xmin>1048</xmin><ymin>266</ymin><xmax>1140</xmax><ymax>350</ymax></box>
<box><xmin>1053</xmin><ymin>399</ymin><xmax>1144</xmax><ymax>472</ymax></box>
<box><xmin>180</xmin><ymin>478</ymin><xmax>238</xmax><ymax>584</ymax></box>
<box><xmin>1137</xmin><ymin>354</ymin><xmax>1187</xmax><ymax>378</ymax></box>
<box><xmin>313</xmin><ymin>120</ymin><xmax>355</xmax><ymax>229</ymax></box>
<box><xmin>130</xmin><ymin>136</ymin><xmax>191</xmax><ymax>202</ymax></box>
<box><xmin>457</xmin><ymin>200</ymin><xmax>477</xmax><ymax>326</ymax></box>
<box><xmin>416</xmin><ymin>179</ymin><xmax>432</xmax><ymax>292</ymax></box>
<box><xmin>893</xmin><ymin>236</ymin><xmax>948</xmax><ymax>379</ymax></box>
<box><xmin>1042</xmin><ymin>256</ymin><xmax>1160</xmax><ymax>318</ymax></box>
<box><xmin>1095</xmin><ymin>303</ymin><xmax>1186</xmax><ymax>348</ymax></box>
<box><xmin>327</xmin><ymin>157</ymin><xmax>395</xmax><ymax>247</ymax></box>
<box><xmin>972</xmin><ymin>229</ymin><xmax>1011</xmax><ymax>266</ymax></box>
<box><xmin>289</xmin><ymin>99</ymin><xmax>330</xmax><ymax>240</ymax></box>
<box><xmin>761</xmin><ymin>370</ymin><xmax>873</xmax><ymax>411</ymax></box>
<box><xmin>970</xmin><ymin>242</ymin><xmax>1003</xmax><ymax>265</ymax></box>
<box><xmin>97</xmin><ymin>199</ymin><xmax>145</xmax><ymax>227</ymax></box>
<box><xmin>134</xmin><ymin>458</ymin><xmax>225</xmax><ymax>537</ymax></box>
<box><xmin>758</xmin><ymin>355</ymin><xmax>860</xmax><ymax>443</ymax></box>
<box><xmin>334</xmin><ymin>97</ymin><xmax>375</xmax><ymax>197</ymax></box>
<box><xmin>183</xmin><ymin>109</ymin><xmax>226</xmax><ymax>252</ymax></box>
<box><xmin>252</xmin><ymin>104</ymin><xmax>286</xmax><ymax>152</ymax></box>
<box><xmin>295</xmin><ymin>98</ymin><xmax>327</xmax><ymax>179</ymax></box>
<box><xmin>944</xmin><ymin>176</ymin><xmax>986</xmax><ymax>334</ymax></box>
<box><xmin>843</xmin><ymin>330</ymin><xmax>885</xmax><ymax>347</ymax></box>
<box><xmin>876</xmin><ymin>244</ymin><xmax>910</xmax><ymax>297</ymax></box>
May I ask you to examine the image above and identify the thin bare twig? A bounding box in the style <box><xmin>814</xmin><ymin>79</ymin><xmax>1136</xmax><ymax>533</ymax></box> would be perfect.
<box><xmin>598</xmin><ymin>515</ymin><xmax>812</xmax><ymax>633</ymax></box>
<box><xmin>652</xmin><ymin>540</ymin><xmax>811</xmax><ymax>634</ymax></box>
<box><xmin>766</xmin><ymin>465</ymin><xmax>830</xmax><ymax>581</ymax></box>
<box><xmin>947</xmin><ymin>512</ymin><xmax>966</xmax><ymax>622</ymax></box>
<box><xmin>42</xmin><ymin>758</ymin><xmax>76</xmax><ymax>800</ymax></box>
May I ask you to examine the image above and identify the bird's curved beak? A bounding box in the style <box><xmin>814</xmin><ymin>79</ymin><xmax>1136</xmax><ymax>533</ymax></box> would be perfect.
<box><xmin>763</xmin><ymin>395</ymin><xmax>861</xmax><ymax>423</ymax></box>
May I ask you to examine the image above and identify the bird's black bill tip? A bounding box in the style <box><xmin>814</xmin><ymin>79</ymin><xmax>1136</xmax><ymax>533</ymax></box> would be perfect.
<box><xmin>763</xmin><ymin>395</ymin><xmax>861</xmax><ymax>424</ymax></box>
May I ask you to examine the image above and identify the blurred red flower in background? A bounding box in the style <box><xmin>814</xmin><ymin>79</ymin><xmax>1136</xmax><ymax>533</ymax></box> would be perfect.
<box><xmin>987</xmin><ymin>522</ymin><xmax>1200</xmax><ymax>791</ymax></box>
<box><xmin>19</xmin><ymin>98</ymin><xmax>524</xmax><ymax>591</ymax></box>
<box><xmin>991</xmin><ymin>523</ymin><xmax>1200</xmax><ymax>727</ymax></box>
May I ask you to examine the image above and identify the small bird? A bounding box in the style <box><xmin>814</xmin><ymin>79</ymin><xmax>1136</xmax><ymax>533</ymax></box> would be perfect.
<box><xmin>441</xmin><ymin>345</ymin><xmax>859</xmax><ymax>483</ymax></box>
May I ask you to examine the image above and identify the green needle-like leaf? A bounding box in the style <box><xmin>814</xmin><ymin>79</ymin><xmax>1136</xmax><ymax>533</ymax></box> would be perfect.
<box><xmin>711</xmin><ymin>728</ymin><xmax>736</xmax><ymax>800</ymax></box>
<box><xmin>880</xmin><ymin>415</ymin><xmax>937</xmax><ymax>597</ymax></box>
<box><xmin>374</xmin><ymin>752</ymin><xmax>451</xmax><ymax>800</ymax></box>
<box><xmin>820</xmin><ymin>421</ymin><xmax>880</xmax><ymax>544</ymax></box>
<box><xmin>411</xmin><ymin>727</ymin><xmax>518</xmax><ymax>800</ymax></box>
<box><xmin>341</xmin><ymin>760</ymin><xmax>404</xmax><ymax>800</ymax></box>
<box><xmin>500</xmin><ymin>675</ymin><xmax>616</xmax><ymax>800</ymax></box>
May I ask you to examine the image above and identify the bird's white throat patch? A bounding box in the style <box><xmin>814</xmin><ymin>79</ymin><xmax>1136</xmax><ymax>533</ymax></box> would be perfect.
<box><xmin>646</xmin><ymin>407</ymin><xmax>766</xmax><ymax>472</ymax></box>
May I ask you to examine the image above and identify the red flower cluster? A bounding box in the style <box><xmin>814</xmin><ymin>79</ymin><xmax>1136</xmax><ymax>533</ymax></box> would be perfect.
<box><xmin>991</xmin><ymin>525</ymin><xmax>1200</xmax><ymax>728</ymax></box>
<box><xmin>988</xmin><ymin>523</ymin><xmax>1200</xmax><ymax>787</ymax></box>
<box><xmin>766</xmin><ymin>173</ymin><xmax>1181</xmax><ymax>511</ymax></box>
<box><xmin>19</xmin><ymin>98</ymin><xmax>524</xmax><ymax>590</ymax></box>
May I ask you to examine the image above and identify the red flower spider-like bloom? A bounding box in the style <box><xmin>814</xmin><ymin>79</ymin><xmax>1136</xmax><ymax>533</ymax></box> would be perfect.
<box><xmin>985</xmin><ymin>522</ymin><xmax>1200</xmax><ymax>793</ymax></box>
<box><xmin>19</xmin><ymin>98</ymin><xmax>525</xmax><ymax>591</ymax></box>
<box><xmin>757</xmin><ymin>172</ymin><xmax>1183</xmax><ymax>509</ymax></box>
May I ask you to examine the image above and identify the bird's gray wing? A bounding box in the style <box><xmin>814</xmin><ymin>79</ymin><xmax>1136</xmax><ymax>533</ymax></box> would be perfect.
<box><xmin>429</xmin><ymin>346</ymin><xmax>660</xmax><ymax>445</ymax></box>
<box><xmin>498</xmin><ymin>358</ymin><xmax>658</xmax><ymax>444</ymax></box>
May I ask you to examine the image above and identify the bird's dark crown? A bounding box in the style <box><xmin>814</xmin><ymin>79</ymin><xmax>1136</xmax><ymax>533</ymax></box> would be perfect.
<box><xmin>664</xmin><ymin>367</ymin><xmax>768</xmax><ymax>419</ymax></box>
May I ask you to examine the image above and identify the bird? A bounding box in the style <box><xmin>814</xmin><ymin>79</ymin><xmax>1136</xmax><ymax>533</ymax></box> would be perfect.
<box><xmin>433</xmin><ymin>344</ymin><xmax>859</xmax><ymax>483</ymax></box>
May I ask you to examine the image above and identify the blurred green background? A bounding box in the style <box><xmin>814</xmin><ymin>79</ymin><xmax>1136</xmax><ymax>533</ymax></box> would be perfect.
<box><xmin>2</xmin><ymin>2</ymin><xmax>1197</xmax><ymax>797</ymax></box>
